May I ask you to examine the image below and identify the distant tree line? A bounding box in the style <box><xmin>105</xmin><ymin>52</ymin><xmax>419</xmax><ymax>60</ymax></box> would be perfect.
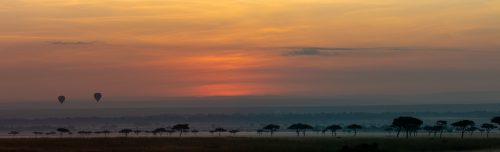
<box><xmin>6</xmin><ymin>116</ymin><xmax>500</xmax><ymax>139</ymax></box>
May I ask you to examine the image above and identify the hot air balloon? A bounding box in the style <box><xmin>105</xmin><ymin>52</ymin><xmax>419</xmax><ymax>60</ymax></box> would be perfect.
<box><xmin>58</xmin><ymin>96</ymin><xmax>65</xmax><ymax>104</ymax></box>
<box><xmin>94</xmin><ymin>93</ymin><xmax>102</xmax><ymax>102</ymax></box>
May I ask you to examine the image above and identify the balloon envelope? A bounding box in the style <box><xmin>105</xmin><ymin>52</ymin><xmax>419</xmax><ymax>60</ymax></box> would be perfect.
<box><xmin>94</xmin><ymin>93</ymin><xmax>102</xmax><ymax>102</ymax></box>
<box><xmin>58</xmin><ymin>96</ymin><xmax>65</xmax><ymax>104</ymax></box>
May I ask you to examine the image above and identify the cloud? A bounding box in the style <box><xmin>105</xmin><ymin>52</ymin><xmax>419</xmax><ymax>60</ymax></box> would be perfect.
<box><xmin>48</xmin><ymin>41</ymin><xmax>97</xmax><ymax>45</ymax></box>
<box><xmin>282</xmin><ymin>47</ymin><xmax>460</xmax><ymax>57</ymax></box>
<box><xmin>282</xmin><ymin>48</ymin><xmax>329</xmax><ymax>56</ymax></box>
<box><xmin>282</xmin><ymin>47</ymin><xmax>382</xmax><ymax>57</ymax></box>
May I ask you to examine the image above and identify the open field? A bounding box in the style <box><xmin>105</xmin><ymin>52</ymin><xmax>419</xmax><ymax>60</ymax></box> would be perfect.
<box><xmin>1</xmin><ymin>137</ymin><xmax>500</xmax><ymax>152</ymax></box>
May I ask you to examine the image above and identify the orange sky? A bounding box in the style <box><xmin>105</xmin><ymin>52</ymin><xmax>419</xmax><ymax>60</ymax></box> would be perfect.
<box><xmin>1</xmin><ymin>0</ymin><xmax>500</xmax><ymax>102</ymax></box>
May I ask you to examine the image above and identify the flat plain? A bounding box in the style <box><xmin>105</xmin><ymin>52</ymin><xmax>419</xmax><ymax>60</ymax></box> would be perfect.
<box><xmin>1</xmin><ymin>137</ymin><xmax>500</xmax><ymax>152</ymax></box>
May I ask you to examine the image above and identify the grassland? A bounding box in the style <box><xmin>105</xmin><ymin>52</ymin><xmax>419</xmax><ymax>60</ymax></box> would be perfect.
<box><xmin>1</xmin><ymin>137</ymin><xmax>500</xmax><ymax>152</ymax></box>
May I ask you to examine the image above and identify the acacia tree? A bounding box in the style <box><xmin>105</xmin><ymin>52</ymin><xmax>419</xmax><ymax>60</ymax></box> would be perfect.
<box><xmin>153</xmin><ymin>128</ymin><xmax>167</xmax><ymax>136</ymax></box>
<box><xmin>391</xmin><ymin>117</ymin><xmax>423</xmax><ymax>139</ymax></box>
<box><xmin>466</xmin><ymin>126</ymin><xmax>478</xmax><ymax>136</ymax></box>
<box><xmin>56</xmin><ymin>128</ymin><xmax>71</xmax><ymax>137</ymax></box>
<box><xmin>8</xmin><ymin>131</ymin><xmax>19</xmax><ymax>136</ymax></box>
<box><xmin>288</xmin><ymin>123</ymin><xmax>313</xmax><ymax>136</ymax></box>
<box><xmin>214</xmin><ymin>127</ymin><xmax>227</xmax><ymax>136</ymax></box>
<box><xmin>33</xmin><ymin>132</ymin><xmax>44</xmax><ymax>137</ymax></box>
<box><xmin>347</xmin><ymin>124</ymin><xmax>362</xmax><ymax>136</ymax></box>
<box><xmin>229</xmin><ymin>129</ymin><xmax>239</xmax><ymax>136</ymax></box>
<box><xmin>481</xmin><ymin>123</ymin><xmax>496</xmax><ymax>138</ymax></box>
<box><xmin>263</xmin><ymin>124</ymin><xmax>280</xmax><ymax>136</ymax></box>
<box><xmin>423</xmin><ymin>125</ymin><xmax>434</xmax><ymax>136</ymax></box>
<box><xmin>436</xmin><ymin>120</ymin><xmax>448</xmax><ymax>138</ymax></box>
<box><xmin>102</xmin><ymin>130</ymin><xmax>111</xmax><ymax>137</ymax></box>
<box><xmin>256</xmin><ymin>129</ymin><xmax>264</xmax><ymax>136</ymax></box>
<box><xmin>451</xmin><ymin>120</ymin><xmax>475</xmax><ymax>139</ymax></box>
<box><xmin>325</xmin><ymin>125</ymin><xmax>342</xmax><ymax>136</ymax></box>
<box><xmin>119</xmin><ymin>129</ymin><xmax>133</xmax><ymax>137</ymax></box>
<box><xmin>491</xmin><ymin>117</ymin><xmax>500</xmax><ymax>126</ymax></box>
<box><xmin>172</xmin><ymin>124</ymin><xmax>190</xmax><ymax>137</ymax></box>
<box><xmin>133</xmin><ymin>130</ymin><xmax>142</xmax><ymax>136</ymax></box>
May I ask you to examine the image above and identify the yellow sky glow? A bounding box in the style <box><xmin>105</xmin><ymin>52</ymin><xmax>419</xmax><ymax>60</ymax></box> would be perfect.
<box><xmin>1</xmin><ymin>0</ymin><xmax>500</xmax><ymax>101</ymax></box>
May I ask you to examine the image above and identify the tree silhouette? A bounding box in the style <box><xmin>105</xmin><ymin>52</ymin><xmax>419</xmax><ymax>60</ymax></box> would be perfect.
<box><xmin>229</xmin><ymin>129</ymin><xmax>239</xmax><ymax>136</ymax></box>
<box><xmin>153</xmin><ymin>128</ymin><xmax>167</xmax><ymax>136</ymax></box>
<box><xmin>102</xmin><ymin>130</ymin><xmax>111</xmax><ymax>137</ymax></box>
<box><xmin>263</xmin><ymin>124</ymin><xmax>280</xmax><ymax>136</ymax></box>
<box><xmin>325</xmin><ymin>125</ymin><xmax>342</xmax><ymax>136</ymax></box>
<box><xmin>466</xmin><ymin>126</ymin><xmax>480</xmax><ymax>136</ymax></box>
<box><xmin>56</xmin><ymin>128</ymin><xmax>71</xmax><ymax>137</ymax></box>
<box><xmin>214</xmin><ymin>128</ymin><xmax>227</xmax><ymax>136</ymax></box>
<box><xmin>256</xmin><ymin>129</ymin><xmax>264</xmax><ymax>136</ymax></box>
<box><xmin>436</xmin><ymin>120</ymin><xmax>447</xmax><ymax>138</ymax></box>
<box><xmin>8</xmin><ymin>131</ymin><xmax>19</xmax><ymax>136</ymax></box>
<box><xmin>45</xmin><ymin>132</ymin><xmax>57</xmax><ymax>136</ymax></box>
<box><xmin>423</xmin><ymin>125</ymin><xmax>433</xmax><ymax>136</ymax></box>
<box><xmin>33</xmin><ymin>132</ymin><xmax>44</xmax><ymax>137</ymax></box>
<box><xmin>288</xmin><ymin>123</ymin><xmax>313</xmax><ymax>136</ymax></box>
<box><xmin>172</xmin><ymin>124</ymin><xmax>190</xmax><ymax>137</ymax></box>
<box><xmin>481</xmin><ymin>123</ymin><xmax>497</xmax><ymax>138</ymax></box>
<box><xmin>119</xmin><ymin>129</ymin><xmax>133</xmax><ymax>137</ymax></box>
<box><xmin>491</xmin><ymin>116</ymin><xmax>500</xmax><ymax>126</ymax></box>
<box><xmin>347</xmin><ymin>124</ymin><xmax>362</xmax><ymax>136</ymax></box>
<box><xmin>391</xmin><ymin>116</ymin><xmax>423</xmax><ymax>138</ymax></box>
<box><xmin>451</xmin><ymin>120</ymin><xmax>475</xmax><ymax>139</ymax></box>
<box><xmin>133</xmin><ymin>130</ymin><xmax>142</xmax><ymax>136</ymax></box>
<box><xmin>466</xmin><ymin>126</ymin><xmax>478</xmax><ymax>136</ymax></box>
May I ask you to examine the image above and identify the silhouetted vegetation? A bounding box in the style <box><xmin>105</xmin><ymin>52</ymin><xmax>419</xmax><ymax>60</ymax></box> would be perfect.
<box><xmin>56</xmin><ymin>128</ymin><xmax>70</xmax><ymax>136</ymax></box>
<box><xmin>347</xmin><ymin>124</ymin><xmax>362</xmax><ymax>136</ymax></box>
<box><xmin>288</xmin><ymin>123</ymin><xmax>313</xmax><ymax>136</ymax></box>
<box><xmin>172</xmin><ymin>124</ymin><xmax>189</xmax><ymax>136</ymax></box>
<box><xmin>481</xmin><ymin>123</ymin><xmax>497</xmax><ymax>138</ymax></box>
<box><xmin>491</xmin><ymin>116</ymin><xmax>500</xmax><ymax>126</ymax></box>
<box><xmin>153</xmin><ymin>128</ymin><xmax>167</xmax><ymax>136</ymax></box>
<box><xmin>213</xmin><ymin>127</ymin><xmax>227</xmax><ymax>136</ymax></box>
<box><xmin>452</xmin><ymin>120</ymin><xmax>475</xmax><ymax>139</ymax></box>
<box><xmin>133</xmin><ymin>129</ymin><xmax>142</xmax><ymax>136</ymax></box>
<box><xmin>325</xmin><ymin>124</ymin><xmax>342</xmax><ymax>136</ymax></box>
<box><xmin>256</xmin><ymin>129</ymin><xmax>264</xmax><ymax>136</ymax></box>
<box><xmin>7</xmin><ymin>116</ymin><xmax>500</xmax><ymax>140</ymax></box>
<box><xmin>229</xmin><ymin>129</ymin><xmax>239</xmax><ymax>136</ymax></box>
<box><xmin>119</xmin><ymin>129</ymin><xmax>133</xmax><ymax>137</ymax></box>
<box><xmin>391</xmin><ymin>116</ymin><xmax>423</xmax><ymax>138</ymax></box>
<box><xmin>263</xmin><ymin>124</ymin><xmax>280</xmax><ymax>136</ymax></box>
<box><xmin>436</xmin><ymin>120</ymin><xmax>447</xmax><ymax>138</ymax></box>
<box><xmin>33</xmin><ymin>131</ymin><xmax>44</xmax><ymax>137</ymax></box>
<box><xmin>8</xmin><ymin>131</ymin><xmax>19</xmax><ymax>136</ymax></box>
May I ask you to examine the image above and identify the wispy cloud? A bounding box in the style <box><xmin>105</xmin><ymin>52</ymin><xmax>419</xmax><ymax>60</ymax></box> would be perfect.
<box><xmin>282</xmin><ymin>48</ymin><xmax>330</xmax><ymax>56</ymax></box>
<box><xmin>282</xmin><ymin>47</ymin><xmax>460</xmax><ymax>57</ymax></box>
<box><xmin>48</xmin><ymin>41</ymin><xmax>97</xmax><ymax>45</ymax></box>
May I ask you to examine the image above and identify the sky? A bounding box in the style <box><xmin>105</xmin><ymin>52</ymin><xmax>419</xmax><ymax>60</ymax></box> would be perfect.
<box><xmin>1</xmin><ymin>0</ymin><xmax>500</xmax><ymax>103</ymax></box>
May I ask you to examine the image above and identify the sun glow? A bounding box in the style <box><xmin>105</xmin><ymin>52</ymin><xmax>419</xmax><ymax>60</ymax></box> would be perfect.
<box><xmin>1</xmin><ymin>0</ymin><xmax>500</xmax><ymax>101</ymax></box>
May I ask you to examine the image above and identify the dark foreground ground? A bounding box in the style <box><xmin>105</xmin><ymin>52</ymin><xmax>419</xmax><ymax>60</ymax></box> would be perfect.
<box><xmin>1</xmin><ymin>137</ymin><xmax>500</xmax><ymax>152</ymax></box>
